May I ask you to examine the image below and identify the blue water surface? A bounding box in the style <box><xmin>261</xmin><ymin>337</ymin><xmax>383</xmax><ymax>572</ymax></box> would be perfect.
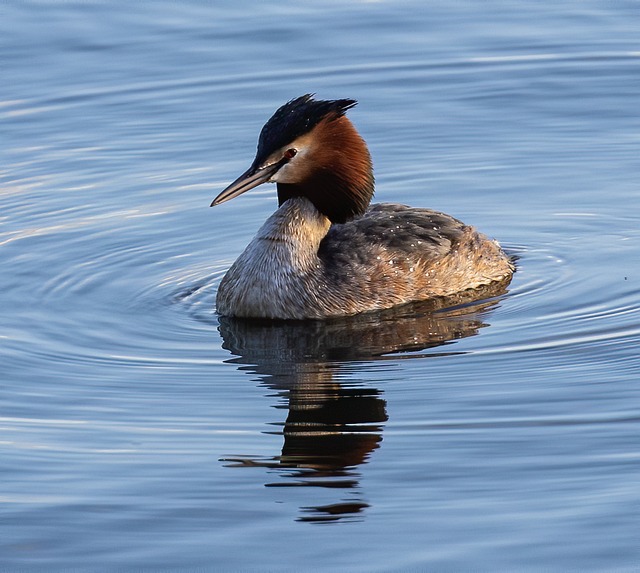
<box><xmin>2</xmin><ymin>2</ymin><xmax>639</xmax><ymax>571</ymax></box>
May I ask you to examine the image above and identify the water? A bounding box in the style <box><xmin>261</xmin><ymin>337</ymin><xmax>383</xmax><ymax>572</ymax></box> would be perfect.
<box><xmin>2</xmin><ymin>1</ymin><xmax>639</xmax><ymax>571</ymax></box>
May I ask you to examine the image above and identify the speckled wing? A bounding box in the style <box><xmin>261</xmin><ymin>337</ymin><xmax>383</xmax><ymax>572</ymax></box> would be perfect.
<box><xmin>318</xmin><ymin>202</ymin><xmax>466</xmax><ymax>267</ymax></box>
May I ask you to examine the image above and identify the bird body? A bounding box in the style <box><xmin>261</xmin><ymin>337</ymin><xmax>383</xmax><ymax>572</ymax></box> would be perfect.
<box><xmin>212</xmin><ymin>95</ymin><xmax>513</xmax><ymax>320</ymax></box>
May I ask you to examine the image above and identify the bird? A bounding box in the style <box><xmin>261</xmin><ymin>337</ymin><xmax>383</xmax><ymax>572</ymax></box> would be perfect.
<box><xmin>211</xmin><ymin>94</ymin><xmax>514</xmax><ymax>320</ymax></box>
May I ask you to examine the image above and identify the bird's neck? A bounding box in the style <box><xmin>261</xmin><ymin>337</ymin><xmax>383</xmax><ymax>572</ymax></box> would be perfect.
<box><xmin>251</xmin><ymin>197</ymin><xmax>331</xmax><ymax>271</ymax></box>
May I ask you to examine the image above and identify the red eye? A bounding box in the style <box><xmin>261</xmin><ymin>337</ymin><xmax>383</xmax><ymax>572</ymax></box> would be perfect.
<box><xmin>284</xmin><ymin>148</ymin><xmax>297</xmax><ymax>159</ymax></box>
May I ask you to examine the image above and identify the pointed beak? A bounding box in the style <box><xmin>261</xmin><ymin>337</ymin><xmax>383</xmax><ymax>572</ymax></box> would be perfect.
<box><xmin>210</xmin><ymin>159</ymin><xmax>285</xmax><ymax>207</ymax></box>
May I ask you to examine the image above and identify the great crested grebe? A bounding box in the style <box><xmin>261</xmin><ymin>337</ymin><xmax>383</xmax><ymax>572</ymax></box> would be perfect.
<box><xmin>211</xmin><ymin>94</ymin><xmax>513</xmax><ymax>320</ymax></box>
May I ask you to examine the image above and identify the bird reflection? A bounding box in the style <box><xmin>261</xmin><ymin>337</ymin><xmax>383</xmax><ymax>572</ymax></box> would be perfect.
<box><xmin>218</xmin><ymin>281</ymin><xmax>510</xmax><ymax>522</ymax></box>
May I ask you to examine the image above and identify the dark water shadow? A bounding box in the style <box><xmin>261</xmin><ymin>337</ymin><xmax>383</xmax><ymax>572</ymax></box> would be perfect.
<box><xmin>218</xmin><ymin>281</ymin><xmax>511</xmax><ymax>523</ymax></box>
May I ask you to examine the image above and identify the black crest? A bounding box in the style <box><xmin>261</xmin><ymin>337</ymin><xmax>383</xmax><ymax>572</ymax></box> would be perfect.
<box><xmin>256</xmin><ymin>94</ymin><xmax>357</xmax><ymax>161</ymax></box>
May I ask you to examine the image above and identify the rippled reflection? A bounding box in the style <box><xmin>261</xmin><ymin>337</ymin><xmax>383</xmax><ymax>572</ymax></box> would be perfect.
<box><xmin>218</xmin><ymin>281</ymin><xmax>510</xmax><ymax>522</ymax></box>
